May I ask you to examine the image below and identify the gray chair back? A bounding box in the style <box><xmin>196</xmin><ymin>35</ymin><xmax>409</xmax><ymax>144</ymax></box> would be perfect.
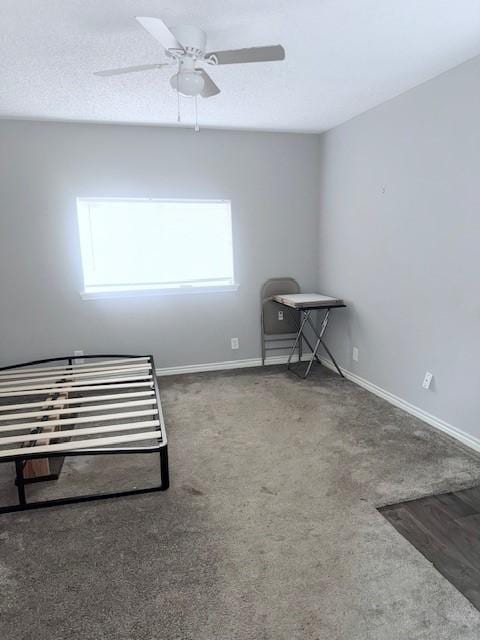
<box><xmin>261</xmin><ymin>277</ymin><xmax>301</xmax><ymax>364</ymax></box>
<box><xmin>261</xmin><ymin>277</ymin><xmax>300</xmax><ymax>335</ymax></box>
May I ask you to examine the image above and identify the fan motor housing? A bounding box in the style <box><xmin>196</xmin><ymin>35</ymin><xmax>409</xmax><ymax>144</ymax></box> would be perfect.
<box><xmin>171</xmin><ymin>25</ymin><xmax>207</xmax><ymax>56</ymax></box>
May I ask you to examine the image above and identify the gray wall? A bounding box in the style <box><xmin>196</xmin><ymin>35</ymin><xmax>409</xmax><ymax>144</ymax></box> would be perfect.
<box><xmin>317</xmin><ymin>55</ymin><xmax>480</xmax><ymax>439</ymax></box>
<box><xmin>0</xmin><ymin>121</ymin><xmax>319</xmax><ymax>368</ymax></box>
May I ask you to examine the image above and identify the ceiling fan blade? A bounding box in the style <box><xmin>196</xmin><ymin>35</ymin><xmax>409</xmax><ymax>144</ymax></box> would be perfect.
<box><xmin>136</xmin><ymin>17</ymin><xmax>183</xmax><ymax>51</ymax></box>
<box><xmin>197</xmin><ymin>69</ymin><xmax>221</xmax><ymax>98</ymax></box>
<box><xmin>94</xmin><ymin>63</ymin><xmax>169</xmax><ymax>77</ymax></box>
<box><xmin>206</xmin><ymin>45</ymin><xmax>285</xmax><ymax>65</ymax></box>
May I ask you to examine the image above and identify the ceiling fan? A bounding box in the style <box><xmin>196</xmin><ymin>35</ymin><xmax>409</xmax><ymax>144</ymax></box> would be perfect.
<box><xmin>94</xmin><ymin>17</ymin><xmax>286</xmax><ymax>128</ymax></box>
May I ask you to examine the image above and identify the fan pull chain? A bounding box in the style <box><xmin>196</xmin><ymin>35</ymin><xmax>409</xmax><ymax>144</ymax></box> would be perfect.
<box><xmin>194</xmin><ymin>96</ymin><xmax>200</xmax><ymax>132</ymax></box>
<box><xmin>176</xmin><ymin>59</ymin><xmax>181</xmax><ymax>123</ymax></box>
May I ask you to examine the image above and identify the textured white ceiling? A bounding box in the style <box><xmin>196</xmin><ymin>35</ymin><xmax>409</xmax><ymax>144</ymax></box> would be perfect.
<box><xmin>2</xmin><ymin>0</ymin><xmax>480</xmax><ymax>132</ymax></box>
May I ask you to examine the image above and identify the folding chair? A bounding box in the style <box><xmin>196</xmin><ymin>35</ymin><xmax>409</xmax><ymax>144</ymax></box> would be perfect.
<box><xmin>261</xmin><ymin>277</ymin><xmax>302</xmax><ymax>365</ymax></box>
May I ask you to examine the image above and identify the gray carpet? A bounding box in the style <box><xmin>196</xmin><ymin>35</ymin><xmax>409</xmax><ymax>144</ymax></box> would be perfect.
<box><xmin>1</xmin><ymin>365</ymin><xmax>480</xmax><ymax>639</ymax></box>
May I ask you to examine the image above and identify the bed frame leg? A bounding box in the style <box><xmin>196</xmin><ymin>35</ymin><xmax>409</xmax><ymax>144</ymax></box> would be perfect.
<box><xmin>160</xmin><ymin>446</ymin><xmax>169</xmax><ymax>491</ymax></box>
<box><xmin>15</xmin><ymin>460</ymin><xmax>27</xmax><ymax>506</ymax></box>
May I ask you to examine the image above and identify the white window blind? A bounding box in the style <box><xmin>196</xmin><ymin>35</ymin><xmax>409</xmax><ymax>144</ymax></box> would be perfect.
<box><xmin>76</xmin><ymin>198</ymin><xmax>235</xmax><ymax>296</ymax></box>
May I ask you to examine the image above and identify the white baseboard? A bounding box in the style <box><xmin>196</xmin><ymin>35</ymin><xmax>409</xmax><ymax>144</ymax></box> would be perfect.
<box><xmin>155</xmin><ymin>353</ymin><xmax>311</xmax><ymax>377</ymax></box>
<box><xmin>156</xmin><ymin>353</ymin><xmax>480</xmax><ymax>455</ymax></box>
<box><xmin>320</xmin><ymin>357</ymin><xmax>480</xmax><ymax>454</ymax></box>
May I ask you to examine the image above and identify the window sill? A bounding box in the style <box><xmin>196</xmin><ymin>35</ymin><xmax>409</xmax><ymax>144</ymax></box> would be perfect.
<box><xmin>80</xmin><ymin>283</ymin><xmax>240</xmax><ymax>300</ymax></box>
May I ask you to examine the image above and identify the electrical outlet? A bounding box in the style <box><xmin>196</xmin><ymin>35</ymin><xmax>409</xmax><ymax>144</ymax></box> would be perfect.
<box><xmin>73</xmin><ymin>349</ymin><xmax>84</xmax><ymax>364</ymax></box>
<box><xmin>278</xmin><ymin>310</ymin><xmax>284</xmax><ymax>321</ymax></box>
<box><xmin>422</xmin><ymin>371</ymin><xmax>433</xmax><ymax>390</ymax></box>
<box><xmin>352</xmin><ymin>347</ymin><xmax>359</xmax><ymax>362</ymax></box>
<box><xmin>231</xmin><ymin>337</ymin><xmax>239</xmax><ymax>350</ymax></box>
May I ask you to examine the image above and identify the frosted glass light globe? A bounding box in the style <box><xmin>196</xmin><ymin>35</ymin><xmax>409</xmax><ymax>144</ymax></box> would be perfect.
<box><xmin>170</xmin><ymin>71</ymin><xmax>205</xmax><ymax>97</ymax></box>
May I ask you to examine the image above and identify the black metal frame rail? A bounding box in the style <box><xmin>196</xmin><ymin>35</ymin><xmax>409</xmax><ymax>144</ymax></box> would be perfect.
<box><xmin>0</xmin><ymin>354</ymin><xmax>169</xmax><ymax>514</ymax></box>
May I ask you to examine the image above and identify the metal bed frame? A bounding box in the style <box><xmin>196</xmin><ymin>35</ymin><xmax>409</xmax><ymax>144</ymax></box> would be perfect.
<box><xmin>0</xmin><ymin>354</ymin><xmax>169</xmax><ymax>514</ymax></box>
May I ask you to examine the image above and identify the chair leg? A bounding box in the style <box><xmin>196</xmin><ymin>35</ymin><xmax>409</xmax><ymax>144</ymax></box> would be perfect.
<box><xmin>298</xmin><ymin>328</ymin><xmax>303</xmax><ymax>362</ymax></box>
<box><xmin>261</xmin><ymin>310</ymin><xmax>266</xmax><ymax>365</ymax></box>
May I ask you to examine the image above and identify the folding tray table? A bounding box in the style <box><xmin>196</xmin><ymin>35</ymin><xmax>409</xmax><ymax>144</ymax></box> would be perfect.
<box><xmin>0</xmin><ymin>354</ymin><xmax>169</xmax><ymax>514</ymax></box>
<box><xmin>273</xmin><ymin>294</ymin><xmax>346</xmax><ymax>378</ymax></box>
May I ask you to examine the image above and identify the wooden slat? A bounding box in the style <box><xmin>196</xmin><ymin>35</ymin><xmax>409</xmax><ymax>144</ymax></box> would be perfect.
<box><xmin>0</xmin><ymin>357</ymin><xmax>149</xmax><ymax>378</ymax></box>
<box><xmin>0</xmin><ymin>419</ymin><xmax>161</xmax><ymax>446</ymax></box>
<box><xmin>0</xmin><ymin>408</ymin><xmax>158</xmax><ymax>434</ymax></box>
<box><xmin>0</xmin><ymin>381</ymin><xmax>154</xmax><ymax>398</ymax></box>
<box><xmin>0</xmin><ymin>398</ymin><xmax>156</xmax><ymax>422</ymax></box>
<box><xmin>0</xmin><ymin>362</ymin><xmax>151</xmax><ymax>384</ymax></box>
<box><xmin>0</xmin><ymin>374</ymin><xmax>152</xmax><ymax>395</ymax></box>
<box><xmin>0</xmin><ymin>428</ymin><xmax>162</xmax><ymax>458</ymax></box>
<box><xmin>0</xmin><ymin>360</ymin><xmax>151</xmax><ymax>381</ymax></box>
<box><xmin>0</xmin><ymin>366</ymin><xmax>151</xmax><ymax>387</ymax></box>
<box><xmin>24</xmin><ymin>391</ymin><xmax>68</xmax><ymax>478</ymax></box>
<box><xmin>0</xmin><ymin>391</ymin><xmax>155</xmax><ymax>413</ymax></box>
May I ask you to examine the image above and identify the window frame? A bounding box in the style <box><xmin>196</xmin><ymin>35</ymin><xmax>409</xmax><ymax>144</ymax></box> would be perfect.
<box><xmin>76</xmin><ymin>197</ymin><xmax>238</xmax><ymax>299</ymax></box>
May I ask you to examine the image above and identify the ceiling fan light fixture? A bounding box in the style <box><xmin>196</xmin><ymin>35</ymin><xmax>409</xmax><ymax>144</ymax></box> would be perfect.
<box><xmin>95</xmin><ymin>16</ymin><xmax>286</xmax><ymax>128</ymax></box>
<box><xmin>170</xmin><ymin>70</ymin><xmax>205</xmax><ymax>97</ymax></box>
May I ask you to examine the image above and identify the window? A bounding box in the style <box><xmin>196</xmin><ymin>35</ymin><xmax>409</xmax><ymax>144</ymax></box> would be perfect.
<box><xmin>76</xmin><ymin>198</ymin><xmax>236</xmax><ymax>297</ymax></box>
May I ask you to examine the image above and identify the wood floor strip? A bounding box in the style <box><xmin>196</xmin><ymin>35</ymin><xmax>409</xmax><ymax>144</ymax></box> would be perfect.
<box><xmin>379</xmin><ymin>485</ymin><xmax>480</xmax><ymax>613</ymax></box>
